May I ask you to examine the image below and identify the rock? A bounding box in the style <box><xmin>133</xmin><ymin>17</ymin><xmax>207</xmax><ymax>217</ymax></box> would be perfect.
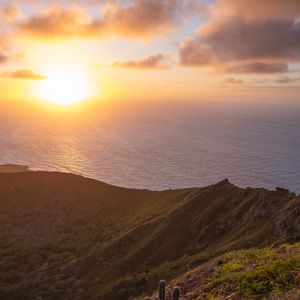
<box><xmin>273</xmin><ymin>198</ymin><xmax>300</xmax><ymax>238</ymax></box>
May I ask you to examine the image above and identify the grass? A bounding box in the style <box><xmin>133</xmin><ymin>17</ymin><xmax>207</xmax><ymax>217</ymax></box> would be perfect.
<box><xmin>209</xmin><ymin>243</ymin><xmax>300</xmax><ymax>299</ymax></box>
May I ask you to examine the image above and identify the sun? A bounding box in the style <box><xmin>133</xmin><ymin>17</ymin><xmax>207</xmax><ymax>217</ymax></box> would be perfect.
<box><xmin>35</xmin><ymin>66</ymin><xmax>93</xmax><ymax>106</ymax></box>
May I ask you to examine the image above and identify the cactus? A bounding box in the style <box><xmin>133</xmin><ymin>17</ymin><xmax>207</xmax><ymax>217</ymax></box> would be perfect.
<box><xmin>158</xmin><ymin>280</ymin><xmax>166</xmax><ymax>300</ymax></box>
<box><xmin>171</xmin><ymin>286</ymin><xmax>180</xmax><ymax>300</ymax></box>
<box><xmin>145</xmin><ymin>280</ymin><xmax>180</xmax><ymax>300</ymax></box>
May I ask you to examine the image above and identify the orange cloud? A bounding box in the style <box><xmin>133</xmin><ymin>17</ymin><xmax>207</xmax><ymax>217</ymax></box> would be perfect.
<box><xmin>0</xmin><ymin>53</ymin><xmax>9</xmax><ymax>64</ymax></box>
<box><xmin>0</xmin><ymin>33</ymin><xmax>15</xmax><ymax>64</ymax></box>
<box><xmin>214</xmin><ymin>0</ymin><xmax>300</xmax><ymax>20</ymax></box>
<box><xmin>18</xmin><ymin>6</ymin><xmax>97</xmax><ymax>39</ymax></box>
<box><xmin>113</xmin><ymin>54</ymin><xmax>170</xmax><ymax>69</ymax></box>
<box><xmin>2</xmin><ymin>69</ymin><xmax>47</xmax><ymax>80</ymax></box>
<box><xmin>0</xmin><ymin>31</ymin><xmax>15</xmax><ymax>52</ymax></box>
<box><xmin>100</xmin><ymin>0</ymin><xmax>182</xmax><ymax>39</ymax></box>
<box><xmin>17</xmin><ymin>0</ymin><xmax>183</xmax><ymax>40</ymax></box>
<box><xmin>0</xmin><ymin>4</ymin><xmax>22</xmax><ymax>22</ymax></box>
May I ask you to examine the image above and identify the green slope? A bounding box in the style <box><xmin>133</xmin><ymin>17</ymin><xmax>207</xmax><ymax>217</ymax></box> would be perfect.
<box><xmin>0</xmin><ymin>172</ymin><xmax>299</xmax><ymax>300</ymax></box>
<box><xmin>142</xmin><ymin>243</ymin><xmax>300</xmax><ymax>299</ymax></box>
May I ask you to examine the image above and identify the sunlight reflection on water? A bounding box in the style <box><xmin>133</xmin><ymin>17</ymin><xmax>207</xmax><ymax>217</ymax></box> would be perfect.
<box><xmin>1</xmin><ymin>101</ymin><xmax>300</xmax><ymax>193</ymax></box>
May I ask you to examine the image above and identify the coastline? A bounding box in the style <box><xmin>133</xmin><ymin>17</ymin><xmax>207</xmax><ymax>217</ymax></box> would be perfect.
<box><xmin>0</xmin><ymin>164</ymin><xmax>30</xmax><ymax>174</ymax></box>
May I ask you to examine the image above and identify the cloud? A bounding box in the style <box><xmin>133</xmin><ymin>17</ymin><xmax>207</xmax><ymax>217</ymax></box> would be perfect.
<box><xmin>180</xmin><ymin>18</ymin><xmax>300</xmax><ymax>66</ymax></box>
<box><xmin>17</xmin><ymin>0</ymin><xmax>184</xmax><ymax>40</ymax></box>
<box><xmin>255</xmin><ymin>76</ymin><xmax>300</xmax><ymax>84</ymax></box>
<box><xmin>0</xmin><ymin>33</ymin><xmax>14</xmax><ymax>51</ymax></box>
<box><xmin>272</xmin><ymin>76</ymin><xmax>292</xmax><ymax>84</ymax></box>
<box><xmin>223</xmin><ymin>62</ymin><xmax>289</xmax><ymax>74</ymax></box>
<box><xmin>0</xmin><ymin>4</ymin><xmax>22</xmax><ymax>22</ymax></box>
<box><xmin>2</xmin><ymin>69</ymin><xmax>47</xmax><ymax>80</ymax></box>
<box><xmin>222</xmin><ymin>78</ymin><xmax>243</xmax><ymax>84</ymax></box>
<box><xmin>0</xmin><ymin>34</ymin><xmax>24</xmax><ymax>65</ymax></box>
<box><xmin>0</xmin><ymin>53</ymin><xmax>9</xmax><ymax>64</ymax></box>
<box><xmin>214</xmin><ymin>0</ymin><xmax>300</xmax><ymax>20</ymax></box>
<box><xmin>18</xmin><ymin>6</ymin><xmax>97</xmax><ymax>39</ymax></box>
<box><xmin>180</xmin><ymin>38</ymin><xmax>215</xmax><ymax>66</ymax></box>
<box><xmin>180</xmin><ymin>0</ymin><xmax>300</xmax><ymax>74</ymax></box>
<box><xmin>202</xmin><ymin>18</ymin><xmax>300</xmax><ymax>61</ymax></box>
<box><xmin>99</xmin><ymin>0</ymin><xmax>182</xmax><ymax>39</ymax></box>
<box><xmin>113</xmin><ymin>54</ymin><xmax>170</xmax><ymax>69</ymax></box>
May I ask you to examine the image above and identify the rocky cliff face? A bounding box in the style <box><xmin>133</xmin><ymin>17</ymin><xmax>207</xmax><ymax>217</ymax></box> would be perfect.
<box><xmin>0</xmin><ymin>172</ymin><xmax>299</xmax><ymax>300</ymax></box>
<box><xmin>274</xmin><ymin>197</ymin><xmax>300</xmax><ymax>239</ymax></box>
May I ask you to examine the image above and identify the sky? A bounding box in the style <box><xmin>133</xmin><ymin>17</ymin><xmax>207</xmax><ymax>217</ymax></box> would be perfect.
<box><xmin>0</xmin><ymin>0</ymin><xmax>300</xmax><ymax>106</ymax></box>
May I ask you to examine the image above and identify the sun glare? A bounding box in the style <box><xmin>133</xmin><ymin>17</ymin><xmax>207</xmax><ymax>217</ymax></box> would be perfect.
<box><xmin>35</xmin><ymin>66</ymin><xmax>93</xmax><ymax>106</ymax></box>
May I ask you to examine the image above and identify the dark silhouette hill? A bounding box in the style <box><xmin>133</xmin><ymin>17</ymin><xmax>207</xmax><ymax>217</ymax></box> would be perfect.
<box><xmin>0</xmin><ymin>171</ymin><xmax>299</xmax><ymax>300</ymax></box>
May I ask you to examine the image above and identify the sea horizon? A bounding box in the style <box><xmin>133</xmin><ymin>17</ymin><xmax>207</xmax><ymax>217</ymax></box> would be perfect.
<box><xmin>1</xmin><ymin>100</ymin><xmax>300</xmax><ymax>193</ymax></box>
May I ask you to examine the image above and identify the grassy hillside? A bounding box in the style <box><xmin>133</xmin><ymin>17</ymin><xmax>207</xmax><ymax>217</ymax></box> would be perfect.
<box><xmin>143</xmin><ymin>243</ymin><xmax>300</xmax><ymax>299</ymax></box>
<box><xmin>0</xmin><ymin>172</ymin><xmax>299</xmax><ymax>300</ymax></box>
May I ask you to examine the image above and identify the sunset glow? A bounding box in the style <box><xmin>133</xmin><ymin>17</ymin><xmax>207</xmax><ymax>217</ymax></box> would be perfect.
<box><xmin>34</xmin><ymin>66</ymin><xmax>93</xmax><ymax>105</ymax></box>
<box><xmin>1</xmin><ymin>2</ymin><xmax>300</xmax><ymax>299</ymax></box>
<box><xmin>0</xmin><ymin>0</ymin><xmax>299</xmax><ymax>106</ymax></box>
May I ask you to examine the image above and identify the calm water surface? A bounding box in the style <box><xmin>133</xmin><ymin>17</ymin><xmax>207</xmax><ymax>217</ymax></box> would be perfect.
<box><xmin>1</xmin><ymin>100</ymin><xmax>300</xmax><ymax>193</ymax></box>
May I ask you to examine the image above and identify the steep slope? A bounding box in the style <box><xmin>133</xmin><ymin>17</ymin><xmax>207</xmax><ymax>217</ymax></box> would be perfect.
<box><xmin>0</xmin><ymin>172</ymin><xmax>299</xmax><ymax>300</ymax></box>
<box><xmin>144</xmin><ymin>243</ymin><xmax>300</xmax><ymax>300</ymax></box>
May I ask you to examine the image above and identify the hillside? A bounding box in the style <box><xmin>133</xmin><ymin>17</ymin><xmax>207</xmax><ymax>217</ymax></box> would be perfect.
<box><xmin>144</xmin><ymin>243</ymin><xmax>300</xmax><ymax>299</ymax></box>
<box><xmin>0</xmin><ymin>171</ymin><xmax>299</xmax><ymax>300</ymax></box>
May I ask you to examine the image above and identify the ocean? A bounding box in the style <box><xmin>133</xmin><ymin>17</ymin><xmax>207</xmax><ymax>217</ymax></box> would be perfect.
<box><xmin>1</xmin><ymin>100</ymin><xmax>300</xmax><ymax>193</ymax></box>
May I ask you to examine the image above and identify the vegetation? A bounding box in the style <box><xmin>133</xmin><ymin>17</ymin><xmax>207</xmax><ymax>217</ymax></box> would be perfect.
<box><xmin>143</xmin><ymin>280</ymin><xmax>180</xmax><ymax>300</ymax></box>
<box><xmin>136</xmin><ymin>244</ymin><xmax>300</xmax><ymax>299</ymax></box>
<box><xmin>210</xmin><ymin>244</ymin><xmax>300</xmax><ymax>299</ymax></box>
<box><xmin>159</xmin><ymin>280</ymin><xmax>166</xmax><ymax>300</ymax></box>
<box><xmin>171</xmin><ymin>286</ymin><xmax>180</xmax><ymax>300</ymax></box>
<box><xmin>0</xmin><ymin>171</ymin><xmax>299</xmax><ymax>300</ymax></box>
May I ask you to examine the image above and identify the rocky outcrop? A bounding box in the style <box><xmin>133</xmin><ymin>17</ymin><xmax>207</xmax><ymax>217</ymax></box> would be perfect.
<box><xmin>274</xmin><ymin>197</ymin><xmax>300</xmax><ymax>239</ymax></box>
